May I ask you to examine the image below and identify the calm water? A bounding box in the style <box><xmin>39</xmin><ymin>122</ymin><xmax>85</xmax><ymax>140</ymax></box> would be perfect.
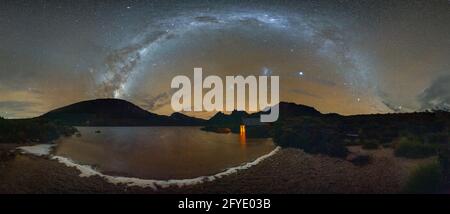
<box><xmin>53</xmin><ymin>127</ymin><xmax>275</xmax><ymax>179</ymax></box>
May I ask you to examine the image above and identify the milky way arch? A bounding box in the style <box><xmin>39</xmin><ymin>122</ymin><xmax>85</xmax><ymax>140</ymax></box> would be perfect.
<box><xmin>95</xmin><ymin>8</ymin><xmax>376</xmax><ymax>105</ymax></box>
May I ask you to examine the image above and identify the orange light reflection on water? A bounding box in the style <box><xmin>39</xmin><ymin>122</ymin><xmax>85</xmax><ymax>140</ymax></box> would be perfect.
<box><xmin>239</xmin><ymin>125</ymin><xmax>246</xmax><ymax>148</ymax></box>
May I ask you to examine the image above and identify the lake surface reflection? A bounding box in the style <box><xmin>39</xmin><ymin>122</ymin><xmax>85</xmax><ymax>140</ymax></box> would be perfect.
<box><xmin>54</xmin><ymin>127</ymin><xmax>275</xmax><ymax>179</ymax></box>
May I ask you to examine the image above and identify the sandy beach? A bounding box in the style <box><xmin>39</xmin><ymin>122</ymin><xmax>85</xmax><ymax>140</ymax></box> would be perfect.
<box><xmin>0</xmin><ymin>144</ymin><xmax>434</xmax><ymax>194</ymax></box>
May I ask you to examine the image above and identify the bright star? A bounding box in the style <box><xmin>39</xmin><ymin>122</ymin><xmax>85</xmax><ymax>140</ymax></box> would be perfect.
<box><xmin>261</xmin><ymin>67</ymin><xmax>272</xmax><ymax>76</ymax></box>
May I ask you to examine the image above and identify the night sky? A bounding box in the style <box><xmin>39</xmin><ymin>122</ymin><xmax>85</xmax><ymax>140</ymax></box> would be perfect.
<box><xmin>1</xmin><ymin>0</ymin><xmax>449</xmax><ymax>119</ymax></box>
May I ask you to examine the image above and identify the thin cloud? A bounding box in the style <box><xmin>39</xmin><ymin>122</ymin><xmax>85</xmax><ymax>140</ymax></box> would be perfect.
<box><xmin>418</xmin><ymin>73</ymin><xmax>450</xmax><ymax>111</ymax></box>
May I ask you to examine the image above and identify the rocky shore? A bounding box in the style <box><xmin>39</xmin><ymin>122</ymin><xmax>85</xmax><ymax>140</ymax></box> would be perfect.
<box><xmin>0</xmin><ymin>144</ymin><xmax>434</xmax><ymax>194</ymax></box>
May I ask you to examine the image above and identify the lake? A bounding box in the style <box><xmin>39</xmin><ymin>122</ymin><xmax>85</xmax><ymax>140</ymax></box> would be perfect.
<box><xmin>53</xmin><ymin>127</ymin><xmax>275</xmax><ymax>180</ymax></box>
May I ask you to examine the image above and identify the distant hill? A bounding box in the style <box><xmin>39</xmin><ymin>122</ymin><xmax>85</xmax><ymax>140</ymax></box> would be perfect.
<box><xmin>202</xmin><ymin>102</ymin><xmax>323</xmax><ymax>136</ymax></box>
<box><xmin>40</xmin><ymin>99</ymin><xmax>206</xmax><ymax>126</ymax></box>
<box><xmin>208</xmin><ymin>110</ymin><xmax>249</xmax><ymax>126</ymax></box>
<box><xmin>39</xmin><ymin>99</ymin><xmax>325</xmax><ymax>129</ymax></box>
<box><xmin>249</xmin><ymin>102</ymin><xmax>322</xmax><ymax>118</ymax></box>
<box><xmin>207</xmin><ymin>102</ymin><xmax>322</xmax><ymax>126</ymax></box>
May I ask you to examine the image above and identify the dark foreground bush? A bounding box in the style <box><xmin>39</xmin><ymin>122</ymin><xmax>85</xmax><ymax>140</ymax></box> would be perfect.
<box><xmin>0</xmin><ymin>118</ymin><xmax>77</xmax><ymax>144</ymax></box>
<box><xmin>273</xmin><ymin>117</ymin><xmax>348</xmax><ymax>158</ymax></box>
<box><xmin>394</xmin><ymin>137</ymin><xmax>437</xmax><ymax>158</ymax></box>
<box><xmin>438</xmin><ymin>144</ymin><xmax>450</xmax><ymax>188</ymax></box>
<box><xmin>404</xmin><ymin>161</ymin><xmax>443</xmax><ymax>193</ymax></box>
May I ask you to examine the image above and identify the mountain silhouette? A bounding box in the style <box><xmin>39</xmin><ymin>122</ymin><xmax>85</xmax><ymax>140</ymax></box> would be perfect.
<box><xmin>249</xmin><ymin>102</ymin><xmax>322</xmax><ymax>118</ymax></box>
<box><xmin>39</xmin><ymin>98</ymin><xmax>325</xmax><ymax>128</ymax></box>
<box><xmin>207</xmin><ymin>102</ymin><xmax>322</xmax><ymax>126</ymax></box>
<box><xmin>40</xmin><ymin>98</ymin><xmax>206</xmax><ymax>126</ymax></box>
<box><xmin>208</xmin><ymin>110</ymin><xmax>249</xmax><ymax>126</ymax></box>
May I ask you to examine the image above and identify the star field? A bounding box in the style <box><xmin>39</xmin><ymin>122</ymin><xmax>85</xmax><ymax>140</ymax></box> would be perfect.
<box><xmin>0</xmin><ymin>0</ymin><xmax>449</xmax><ymax>118</ymax></box>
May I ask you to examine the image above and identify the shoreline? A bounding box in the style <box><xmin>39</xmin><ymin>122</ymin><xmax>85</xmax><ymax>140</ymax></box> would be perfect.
<box><xmin>17</xmin><ymin>144</ymin><xmax>281</xmax><ymax>190</ymax></box>
<box><xmin>0</xmin><ymin>143</ymin><xmax>434</xmax><ymax>194</ymax></box>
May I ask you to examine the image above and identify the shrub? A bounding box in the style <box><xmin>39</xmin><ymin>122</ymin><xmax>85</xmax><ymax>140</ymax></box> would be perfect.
<box><xmin>0</xmin><ymin>118</ymin><xmax>77</xmax><ymax>144</ymax></box>
<box><xmin>425</xmin><ymin>132</ymin><xmax>449</xmax><ymax>145</ymax></box>
<box><xmin>404</xmin><ymin>161</ymin><xmax>443</xmax><ymax>193</ymax></box>
<box><xmin>394</xmin><ymin>137</ymin><xmax>437</xmax><ymax>158</ymax></box>
<box><xmin>273</xmin><ymin>118</ymin><xmax>348</xmax><ymax>158</ymax></box>
<box><xmin>438</xmin><ymin>144</ymin><xmax>450</xmax><ymax>188</ymax></box>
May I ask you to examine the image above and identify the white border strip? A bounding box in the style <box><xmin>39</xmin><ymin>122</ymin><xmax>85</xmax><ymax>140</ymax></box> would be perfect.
<box><xmin>18</xmin><ymin>144</ymin><xmax>280</xmax><ymax>190</ymax></box>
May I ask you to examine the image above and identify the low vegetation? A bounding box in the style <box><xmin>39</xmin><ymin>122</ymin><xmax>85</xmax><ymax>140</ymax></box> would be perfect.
<box><xmin>404</xmin><ymin>161</ymin><xmax>443</xmax><ymax>193</ymax></box>
<box><xmin>273</xmin><ymin>117</ymin><xmax>348</xmax><ymax>158</ymax></box>
<box><xmin>0</xmin><ymin>117</ymin><xmax>77</xmax><ymax>144</ymax></box>
<box><xmin>403</xmin><ymin>144</ymin><xmax>450</xmax><ymax>193</ymax></box>
<box><xmin>393</xmin><ymin>136</ymin><xmax>437</xmax><ymax>158</ymax></box>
